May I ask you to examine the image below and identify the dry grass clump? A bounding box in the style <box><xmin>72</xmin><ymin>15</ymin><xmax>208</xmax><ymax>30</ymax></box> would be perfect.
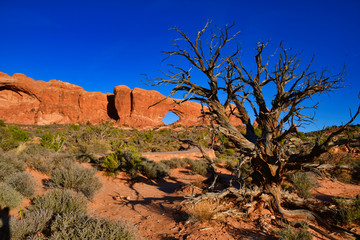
<box><xmin>277</xmin><ymin>224</ymin><xmax>312</xmax><ymax>240</ymax></box>
<box><xmin>188</xmin><ymin>199</ymin><xmax>218</xmax><ymax>222</ymax></box>
<box><xmin>290</xmin><ymin>172</ymin><xmax>317</xmax><ymax>199</ymax></box>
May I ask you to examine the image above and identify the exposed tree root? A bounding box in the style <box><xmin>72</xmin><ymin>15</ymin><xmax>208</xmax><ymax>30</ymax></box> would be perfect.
<box><xmin>180</xmin><ymin>186</ymin><xmax>360</xmax><ymax>240</ymax></box>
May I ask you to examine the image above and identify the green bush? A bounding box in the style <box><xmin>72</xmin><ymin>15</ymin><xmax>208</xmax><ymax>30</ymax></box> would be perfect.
<box><xmin>68</xmin><ymin>124</ymin><xmax>81</xmax><ymax>131</ymax></box>
<box><xmin>161</xmin><ymin>158</ymin><xmax>188</xmax><ymax>169</ymax></box>
<box><xmin>278</xmin><ymin>224</ymin><xmax>312</xmax><ymax>240</ymax></box>
<box><xmin>189</xmin><ymin>160</ymin><xmax>208</xmax><ymax>176</ymax></box>
<box><xmin>141</xmin><ymin>161</ymin><xmax>170</xmax><ymax>180</ymax></box>
<box><xmin>290</xmin><ymin>172</ymin><xmax>317</xmax><ymax>199</ymax></box>
<box><xmin>5</xmin><ymin>172</ymin><xmax>37</xmax><ymax>198</ymax></box>
<box><xmin>9</xmin><ymin>208</ymin><xmax>53</xmax><ymax>239</ymax></box>
<box><xmin>0</xmin><ymin>182</ymin><xmax>24</xmax><ymax>209</ymax></box>
<box><xmin>49</xmin><ymin>213</ymin><xmax>137</xmax><ymax>240</ymax></box>
<box><xmin>0</xmin><ymin>119</ymin><xmax>5</xmax><ymax>127</ymax></box>
<box><xmin>101</xmin><ymin>147</ymin><xmax>143</xmax><ymax>178</ymax></box>
<box><xmin>40</xmin><ymin>132</ymin><xmax>65</xmax><ymax>151</ymax></box>
<box><xmin>8</xmin><ymin>126</ymin><xmax>30</xmax><ymax>142</ymax></box>
<box><xmin>49</xmin><ymin>165</ymin><xmax>102</xmax><ymax>199</ymax></box>
<box><xmin>31</xmin><ymin>188</ymin><xmax>88</xmax><ymax>215</ymax></box>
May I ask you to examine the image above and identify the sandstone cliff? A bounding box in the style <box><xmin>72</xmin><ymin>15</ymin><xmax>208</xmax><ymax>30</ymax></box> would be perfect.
<box><xmin>0</xmin><ymin>72</ymin><xmax>242</xmax><ymax>128</ymax></box>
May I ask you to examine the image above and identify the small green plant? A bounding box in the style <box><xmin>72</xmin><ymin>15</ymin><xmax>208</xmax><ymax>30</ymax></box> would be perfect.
<box><xmin>0</xmin><ymin>182</ymin><xmax>24</xmax><ymax>209</ymax></box>
<box><xmin>224</xmin><ymin>148</ymin><xmax>235</xmax><ymax>156</ymax></box>
<box><xmin>277</xmin><ymin>224</ymin><xmax>312</xmax><ymax>240</ymax></box>
<box><xmin>290</xmin><ymin>172</ymin><xmax>317</xmax><ymax>199</ymax></box>
<box><xmin>254</xmin><ymin>127</ymin><xmax>262</xmax><ymax>138</ymax></box>
<box><xmin>0</xmin><ymin>119</ymin><xmax>6</xmax><ymax>127</ymax></box>
<box><xmin>296</xmin><ymin>132</ymin><xmax>309</xmax><ymax>141</ymax></box>
<box><xmin>5</xmin><ymin>172</ymin><xmax>38</xmax><ymax>198</ymax></box>
<box><xmin>336</xmin><ymin>197</ymin><xmax>360</xmax><ymax>225</ymax></box>
<box><xmin>68</xmin><ymin>124</ymin><xmax>81</xmax><ymax>131</ymax></box>
<box><xmin>40</xmin><ymin>131</ymin><xmax>65</xmax><ymax>151</ymax></box>
<box><xmin>31</xmin><ymin>188</ymin><xmax>88</xmax><ymax>215</ymax></box>
<box><xmin>49</xmin><ymin>165</ymin><xmax>102</xmax><ymax>199</ymax></box>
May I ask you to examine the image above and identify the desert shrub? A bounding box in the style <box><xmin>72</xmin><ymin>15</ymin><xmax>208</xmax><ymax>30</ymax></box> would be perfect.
<box><xmin>0</xmin><ymin>154</ymin><xmax>25</xmax><ymax>180</ymax></box>
<box><xmin>31</xmin><ymin>188</ymin><xmax>87</xmax><ymax>215</ymax></box>
<box><xmin>225</xmin><ymin>159</ymin><xmax>238</xmax><ymax>171</ymax></box>
<box><xmin>19</xmin><ymin>143</ymin><xmax>55</xmax><ymax>173</ymax></box>
<box><xmin>68</xmin><ymin>123</ymin><xmax>80</xmax><ymax>131</ymax></box>
<box><xmin>102</xmin><ymin>147</ymin><xmax>143</xmax><ymax>178</ymax></box>
<box><xmin>49</xmin><ymin>213</ymin><xmax>137</xmax><ymax>240</ymax></box>
<box><xmin>224</xmin><ymin>148</ymin><xmax>235</xmax><ymax>156</ymax></box>
<box><xmin>335</xmin><ymin>197</ymin><xmax>360</xmax><ymax>225</ymax></box>
<box><xmin>296</xmin><ymin>132</ymin><xmax>309</xmax><ymax>141</ymax></box>
<box><xmin>140</xmin><ymin>161</ymin><xmax>170</xmax><ymax>180</ymax></box>
<box><xmin>5</xmin><ymin>172</ymin><xmax>37</xmax><ymax>198</ymax></box>
<box><xmin>290</xmin><ymin>172</ymin><xmax>317</xmax><ymax>199</ymax></box>
<box><xmin>9</xmin><ymin>208</ymin><xmax>53</xmax><ymax>239</ymax></box>
<box><xmin>161</xmin><ymin>158</ymin><xmax>188</xmax><ymax>169</ymax></box>
<box><xmin>101</xmin><ymin>153</ymin><xmax>121</xmax><ymax>176</ymax></box>
<box><xmin>0</xmin><ymin>119</ymin><xmax>5</xmax><ymax>127</ymax></box>
<box><xmin>40</xmin><ymin>131</ymin><xmax>65</xmax><ymax>151</ymax></box>
<box><xmin>49</xmin><ymin>165</ymin><xmax>102</xmax><ymax>199</ymax></box>
<box><xmin>188</xmin><ymin>199</ymin><xmax>217</xmax><ymax>222</ymax></box>
<box><xmin>278</xmin><ymin>224</ymin><xmax>312</xmax><ymax>240</ymax></box>
<box><xmin>8</xmin><ymin>126</ymin><xmax>30</xmax><ymax>142</ymax></box>
<box><xmin>0</xmin><ymin>182</ymin><xmax>24</xmax><ymax>209</ymax></box>
<box><xmin>189</xmin><ymin>160</ymin><xmax>208</xmax><ymax>176</ymax></box>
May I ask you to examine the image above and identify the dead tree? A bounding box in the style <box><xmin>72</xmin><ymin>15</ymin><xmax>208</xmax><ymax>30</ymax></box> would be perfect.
<box><xmin>148</xmin><ymin>21</ymin><xmax>360</xmax><ymax>227</ymax></box>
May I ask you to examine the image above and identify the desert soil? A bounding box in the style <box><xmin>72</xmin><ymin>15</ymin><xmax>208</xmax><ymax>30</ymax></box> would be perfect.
<box><xmin>9</xmin><ymin>159</ymin><xmax>360</xmax><ymax>240</ymax></box>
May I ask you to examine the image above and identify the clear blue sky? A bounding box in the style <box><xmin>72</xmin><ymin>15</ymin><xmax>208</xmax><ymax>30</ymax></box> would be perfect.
<box><xmin>1</xmin><ymin>0</ymin><xmax>359</xmax><ymax>131</ymax></box>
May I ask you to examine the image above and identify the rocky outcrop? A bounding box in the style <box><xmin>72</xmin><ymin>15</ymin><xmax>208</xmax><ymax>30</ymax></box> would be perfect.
<box><xmin>113</xmin><ymin>86</ymin><xmax>208</xmax><ymax>127</ymax></box>
<box><xmin>0</xmin><ymin>72</ymin><xmax>243</xmax><ymax>128</ymax></box>
<box><xmin>0</xmin><ymin>72</ymin><xmax>112</xmax><ymax>125</ymax></box>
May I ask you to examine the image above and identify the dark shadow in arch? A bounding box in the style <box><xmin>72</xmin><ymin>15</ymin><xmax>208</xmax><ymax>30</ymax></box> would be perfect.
<box><xmin>0</xmin><ymin>207</ymin><xmax>10</xmax><ymax>240</ymax></box>
<box><xmin>107</xmin><ymin>94</ymin><xmax>119</xmax><ymax>121</ymax></box>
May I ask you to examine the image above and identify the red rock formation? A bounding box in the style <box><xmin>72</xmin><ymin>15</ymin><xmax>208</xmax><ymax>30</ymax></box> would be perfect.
<box><xmin>0</xmin><ymin>72</ymin><xmax>243</xmax><ymax>128</ymax></box>
<box><xmin>0</xmin><ymin>72</ymin><xmax>111</xmax><ymax>125</ymax></box>
<box><xmin>113</xmin><ymin>85</ymin><xmax>208</xmax><ymax>127</ymax></box>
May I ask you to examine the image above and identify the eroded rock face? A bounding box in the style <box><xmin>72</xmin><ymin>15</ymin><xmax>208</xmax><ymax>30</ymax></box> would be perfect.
<box><xmin>0</xmin><ymin>73</ymin><xmax>111</xmax><ymax>125</ymax></box>
<box><xmin>113</xmin><ymin>86</ymin><xmax>208</xmax><ymax>127</ymax></box>
<box><xmin>0</xmin><ymin>72</ymin><xmax>243</xmax><ymax>128</ymax></box>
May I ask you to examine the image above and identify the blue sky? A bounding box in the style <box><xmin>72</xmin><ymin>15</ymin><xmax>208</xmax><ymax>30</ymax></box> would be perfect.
<box><xmin>1</xmin><ymin>0</ymin><xmax>359</xmax><ymax>130</ymax></box>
